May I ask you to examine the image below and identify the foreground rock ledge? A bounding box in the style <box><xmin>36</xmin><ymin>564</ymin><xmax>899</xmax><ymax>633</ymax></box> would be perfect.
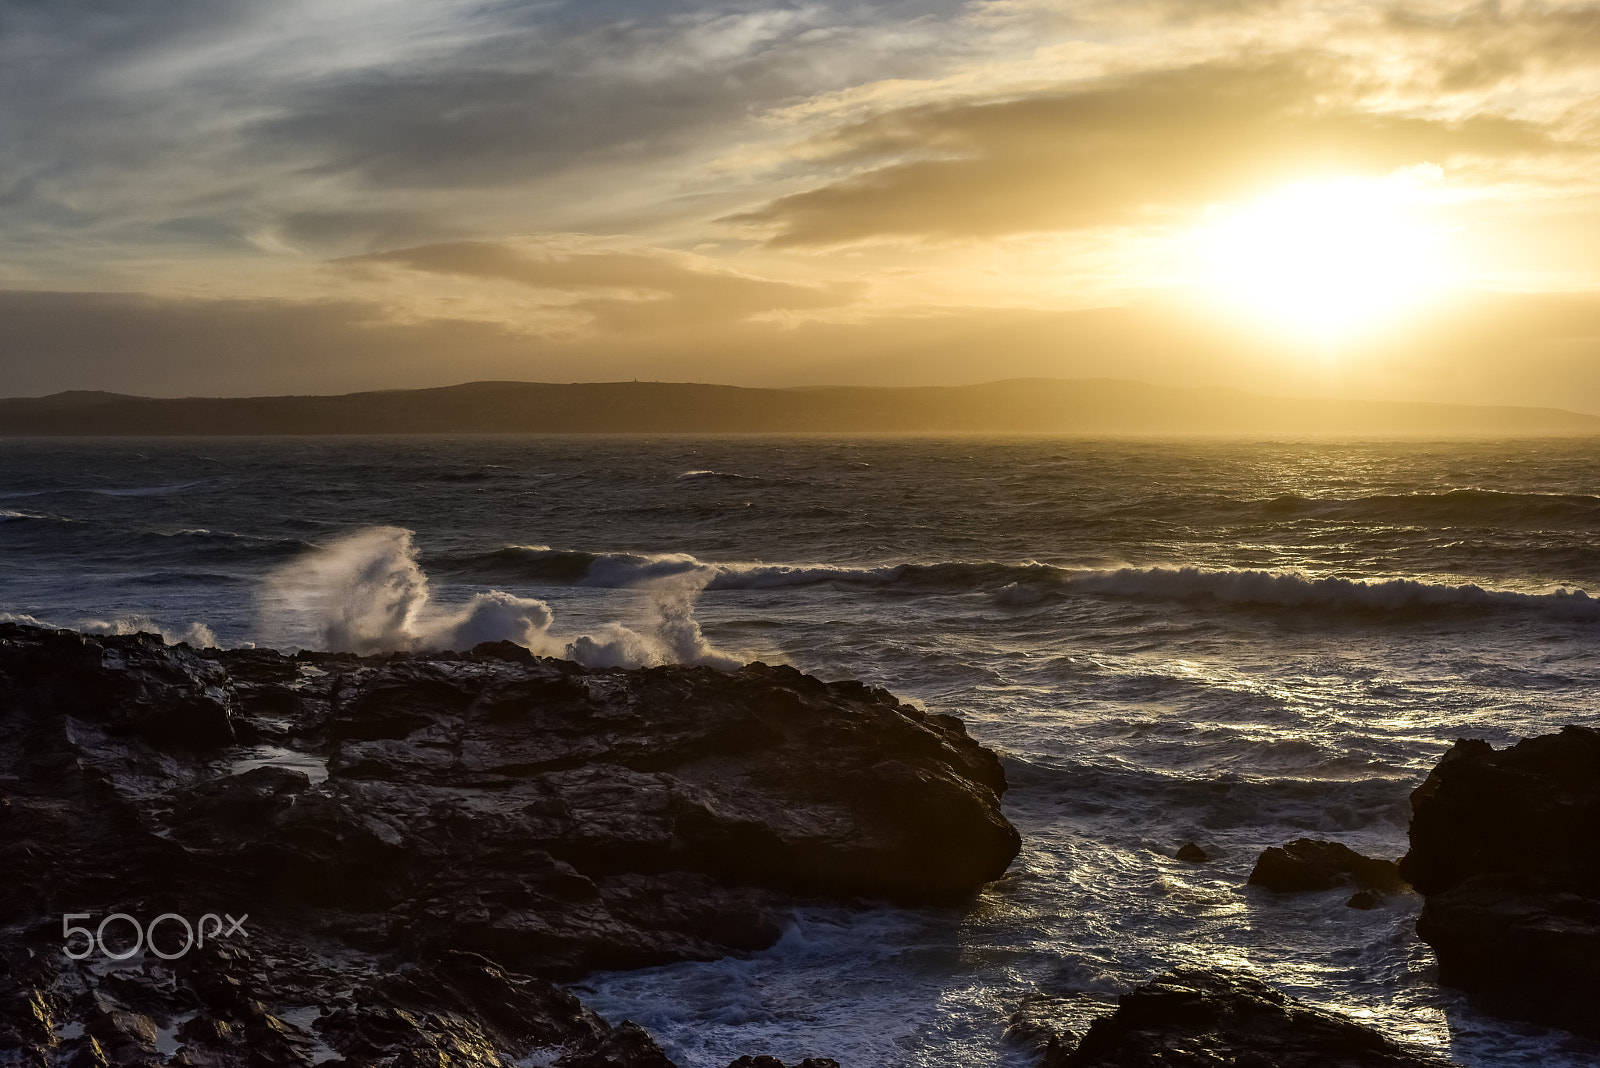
<box><xmin>1028</xmin><ymin>967</ymin><xmax>1452</xmax><ymax>1068</ymax></box>
<box><xmin>0</xmin><ymin>623</ymin><xmax>1020</xmax><ymax>1066</ymax></box>
<box><xmin>1399</xmin><ymin>725</ymin><xmax>1600</xmax><ymax>1036</ymax></box>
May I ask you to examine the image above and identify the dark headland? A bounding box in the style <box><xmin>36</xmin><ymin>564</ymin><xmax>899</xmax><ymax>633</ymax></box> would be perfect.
<box><xmin>3</xmin><ymin>378</ymin><xmax>1599</xmax><ymax>436</ymax></box>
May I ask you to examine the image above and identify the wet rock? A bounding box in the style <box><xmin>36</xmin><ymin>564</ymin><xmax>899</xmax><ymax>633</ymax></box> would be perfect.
<box><xmin>1175</xmin><ymin>842</ymin><xmax>1208</xmax><ymax>863</ymax></box>
<box><xmin>1005</xmin><ymin>989</ymin><xmax>1118</xmax><ymax>1066</ymax></box>
<box><xmin>1345</xmin><ymin>890</ymin><xmax>1383</xmax><ymax>910</ymax></box>
<box><xmin>725</xmin><ymin>1058</ymin><xmax>842</xmax><ymax>1068</ymax></box>
<box><xmin>555</xmin><ymin>1021</ymin><xmax>677</xmax><ymax>1067</ymax></box>
<box><xmin>1052</xmin><ymin>966</ymin><xmax>1452</xmax><ymax>1067</ymax></box>
<box><xmin>0</xmin><ymin>622</ymin><xmax>1021</xmax><ymax>1065</ymax></box>
<box><xmin>1399</xmin><ymin>726</ymin><xmax>1600</xmax><ymax>1035</ymax></box>
<box><xmin>1248</xmin><ymin>839</ymin><xmax>1406</xmax><ymax>894</ymax></box>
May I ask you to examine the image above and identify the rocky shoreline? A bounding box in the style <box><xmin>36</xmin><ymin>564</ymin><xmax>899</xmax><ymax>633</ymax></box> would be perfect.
<box><xmin>1</xmin><ymin>622</ymin><xmax>1596</xmax><ymax>1066</ymax></box>
<box><xmin>1400</xmin><ymin>726</ymin><xmax>1600</xmax><ymax>1038</ymax></box>
<box><xmin>0</xmin><ymin>623</ymin><xmax>1017</xmax><ymax>1065</ymax></box>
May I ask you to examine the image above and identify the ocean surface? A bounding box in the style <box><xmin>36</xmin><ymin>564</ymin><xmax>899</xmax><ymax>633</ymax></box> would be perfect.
<box><xmin>4</xmin><ymin>435</ymin><xmax>1600</xmax><ymax>1067</ymax></box>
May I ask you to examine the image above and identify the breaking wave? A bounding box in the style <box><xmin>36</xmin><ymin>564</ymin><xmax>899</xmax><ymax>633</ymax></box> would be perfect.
<box><xmin>441</xmin><ymin>544</ymin><xmax>1600</xmax><ymax>620</ymax></box>
<box><xmin>1</xmin><ymin>611</ymin><xmax>219</xmax><ymax>649</ymax></box>
<box><xmin>1054</xmin><ymin>566</ymin><xmax>1600</xmax><ymax>618</ymax></box>
<box><xmin>259</xmin><ymin>527</ymin><xmax>741</xmax><ymax>669</ymax></box>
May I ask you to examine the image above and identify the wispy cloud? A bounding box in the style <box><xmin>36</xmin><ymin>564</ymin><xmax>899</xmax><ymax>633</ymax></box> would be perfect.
<box><xmin>731</xmin><ymin>57</ymin><xmax>1560</xmax><ymax>246</ymax></box>
<box><xmin>5</xmin><ymin>0</ymin><xmax>1600</xmax><ymax>407</ymax></box>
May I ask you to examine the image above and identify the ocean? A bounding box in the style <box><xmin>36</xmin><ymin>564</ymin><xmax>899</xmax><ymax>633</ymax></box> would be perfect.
<box><xmin>3</xmin><ymin>434</ymin><xmax>1599</xmax><ymax>1067</ymax></box>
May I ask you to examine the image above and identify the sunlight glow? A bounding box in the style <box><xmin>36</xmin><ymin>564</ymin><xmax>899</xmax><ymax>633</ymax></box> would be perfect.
<box><xmin>1199</xmin><ymin>170</ymin><xmax>1452</xmax><ymax>345</ymax></box>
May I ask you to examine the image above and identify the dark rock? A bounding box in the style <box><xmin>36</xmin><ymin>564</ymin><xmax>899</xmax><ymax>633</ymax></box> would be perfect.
<box><xmin>1399</xmin><ymin>727</ymin><xmax>1600</xmax><ymax>1034</ymax></box>
<box><xmin>725</xmin><ymin>1059</ymin><xmax>841</xmax><ymax>1068</ymax></box>
<box><xmin>1346</xmin><ymin>890</ymin><xmax>1383</xmax><ymax>910</ymax></box>
<box><xmin>1054</xmin><ymin>966</ymin><xmax>1452</xmax><ymax>1067</ymax></box>
<box><xmin>1249</xmin><ymin>839</ymin><xmax>1406</xmax><ymax>894</ymax></box>
<box><xmin>1005</xmin><ymin>989</ymin><xmax>1117</xmax><ymax>1065</ymax></box>
<box><xmin>0</xmin><ymin>622</ymin><xmax>1020</xmax><ymax>1066</ymax></box>
<box><xmin>1175</xmin><ymin>842</ymin><xmax>1208</xmax><ymax>863</ymax></box>
<box><xmin>0</xmin><ymin>625</ymin><xmax>234</xmax><ymax>748</ymax></box>
<box><xmin>555</xmin><ymin>1021</ymin><xmax>677</xmax><ymax>1067</ymax></box>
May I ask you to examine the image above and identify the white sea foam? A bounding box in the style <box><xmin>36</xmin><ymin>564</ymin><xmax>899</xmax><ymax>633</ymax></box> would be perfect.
<box><xmin>2</xmin><ymin>610</ymin><xmax>220</xmax><ymax>647</ymax></box>
<box><xmin>479</xmin><ymin>546</ymin><xmax>1600</xmax><ymax>619</ymax></box>
<box><xmin>258</xmin><ymin>526</ymin><xmax>740</xmax><ymax>668</ymax></box>
<box><xmin>78</xmin><ymin>615</ymin><xmax>220</xmax><ymax>648</ymax></box>
<box><xmin>1059</xmin><ymin>566</ymin><xmax>1600</xmax><ymax>618</ymax></box>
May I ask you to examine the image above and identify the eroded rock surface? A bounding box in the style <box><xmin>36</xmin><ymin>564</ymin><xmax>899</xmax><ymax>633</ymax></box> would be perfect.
<box><xmin>1045</xmin><ymin>967</ymin><xmax>1452</xmax><ymax>1068</ymax></box>
<box><xmin>1398</xmin><ymin>726</ymin><xmax>1600</xmax><ymax>1035</ymax></box>
<box><xmin>0</xmin><ymin>623</ymin><xmax>1020</xmax><ymax>1066</ymax></box>
<box><xmin>1249</xmin><ymin>839</ymin><xmax>1406</xmax><ymax>896</ymax></box>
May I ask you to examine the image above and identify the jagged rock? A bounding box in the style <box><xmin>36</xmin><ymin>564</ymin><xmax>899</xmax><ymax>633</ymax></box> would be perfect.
<box><xmin>1052</xmin><ymin>966</ymin><xmax>1452</xmax><ymax>1067</ymax></box>
<box><xmin>1248</xmin><ymin>839</ymin><xmax>1405</xmax><ymax>894</ymax></box>
<box><xmin>556</xmin><ymin>1021</ymin><xmax>677</xmax><ymax>1067</ymax></box>
<box><xmin>1175</xmin><ymin>842</ymin><xmax>1208</xmax><ymax>863</ymax></box>
<box><xmin>0</xmin><ymin>622</ymin><xmax>1020</xmax><ymax>1065</ymax></box>
<box><xmin>1399</xmin><ymin>726</ymin><xmax>1600</xmax><ymax>1035</ymax></box>
<box><xmin>1004</xmin><ymin>990</ymin><xmax>1117</xmax><ymax>1065</ymax></box>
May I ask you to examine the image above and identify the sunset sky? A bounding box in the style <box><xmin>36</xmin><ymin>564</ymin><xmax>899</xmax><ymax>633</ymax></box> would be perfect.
<box><xmin>5</xmin><ymin>0</ymin><xmax>1600</xmax><ymax>409</ymax></box>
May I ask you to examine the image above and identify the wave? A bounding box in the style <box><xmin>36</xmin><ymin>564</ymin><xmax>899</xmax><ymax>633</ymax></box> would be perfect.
<box><xmin>1058</xmin><ymin>566</ymin><xmax>1600</xmax><ymax>618</ymax></box>
<box><xmin>442</xmin><ymin>545</ymin><xmax>1064</xmax><ymax>592</ymax></box>
<box><xmin>2</xmin><ymin>611</ymin><xmax>219</xmax><ymax>649</ymax></box>
<box><xmin>440</xmin><ymin>544</ymin><xmax>1600</xmax><ymax>620</ymax></box>
<box><xmin>675</xmin><ymin>468</ymin><xmax>803</xmax><ymax>486</ymax></box>
<box><xmin>0</xmin><ymin>509</ymin><xmax>312</xmax><ymax>560</ymax></box>
<box><xmin>1254</xmin><ymin>488</ymin><xmax>1600</xmax><ymax>527</ymax></box>
<box><xmin>47</xmin><ymin>480</ymin><xmax>217</xmax><ymax>498</ymax></box>
<box><xmin>261</xmin><ymin>527</ymin><xmax>742</xmax><ymax>668</ymax></box>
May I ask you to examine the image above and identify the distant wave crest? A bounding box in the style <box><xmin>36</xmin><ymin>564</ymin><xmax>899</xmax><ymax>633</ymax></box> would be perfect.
<box><xmin>443</xmin><ymin>544</ymin><xmax>1600</xmax><ymax>620</ymax></box>
<box><xmin>1059</xmin><ymin>566</ymin><xmax>1600</xmax><ymax>618</ymax></box>
<box><xmin>1254</xmin><ymin>488</ymin><xmax>1600</xmax><ymax>527</ymax></box>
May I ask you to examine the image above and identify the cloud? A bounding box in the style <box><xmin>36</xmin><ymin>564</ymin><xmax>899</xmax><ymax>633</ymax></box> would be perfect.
<box><xmin>1384</xmin><ymin>2</ymin><xmax>1600</xmax><ymax>91</ymax></box>
<box><xmin>0</xmin><ymin>289</ymin><xmax>546</xmax><ymax>397</ymax></box>
<box><xmin>732</xmin><ymin>57</ymin><xmax>1559</xmax><ymax>246</ymax></box>
<box><xmin>348</xmin><ymin>241</ymin><xmax>854</xmax><ymax>330</ymax></box>
<box><xmin>0</xmin><ymin>1</ymin><xmax>974</xmax><ymax>270</ymax></box>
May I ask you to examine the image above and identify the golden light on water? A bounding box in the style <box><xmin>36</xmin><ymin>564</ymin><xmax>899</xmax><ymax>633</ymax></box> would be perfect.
<box><xmin>1198</xmin><ymin>170</ymin><xmax>1453</xmax><ymax>346</ymax></box>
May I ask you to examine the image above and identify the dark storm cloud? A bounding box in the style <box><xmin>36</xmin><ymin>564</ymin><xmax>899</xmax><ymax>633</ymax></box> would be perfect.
<box><xmin>350</xmin><ymin>241</ymin><xmax>852</xmax><ymax>330</ymax></box>
<box><xmin>734</xmin><ymin>58</ymin><xmax>1558</xmax><ymax>245</ymax></box>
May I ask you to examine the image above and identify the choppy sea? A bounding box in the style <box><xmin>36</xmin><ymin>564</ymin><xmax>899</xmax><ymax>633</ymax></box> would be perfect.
<box><xmin>4</xmin><ymin>435</ymin><xmax>1599</xmax><ymax>1066</ymax></box>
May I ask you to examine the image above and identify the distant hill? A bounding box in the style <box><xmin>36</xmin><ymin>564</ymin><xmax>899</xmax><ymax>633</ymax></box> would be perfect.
<box><xmin>2</xmin><ymin>378</ymin><xmax>1597</xmax><ymax>436</ymax></box>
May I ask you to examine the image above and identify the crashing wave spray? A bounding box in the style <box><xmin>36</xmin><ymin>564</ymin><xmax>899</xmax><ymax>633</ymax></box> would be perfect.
<box><xmin>258</xmin><ymin>526</ymin><xmax>741</xmax><ymax>668</ymax></box>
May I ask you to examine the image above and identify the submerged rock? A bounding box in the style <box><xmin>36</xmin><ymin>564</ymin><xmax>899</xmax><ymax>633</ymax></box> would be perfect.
<box><xmin>1345</xmin><ymin>890</ymin><xmax>1383</xmax><ymax>911</ymax></box>
<box><xmin>1049</xmin><ymin>967</ymin><xmax>1452</xmax><ymax>1067</ymax></box>
<box><xmin>1399</xmin><ymin>726</ymin><xmax>1600</xmax><ymax>1035</ymax></box>
<box><xmin>1249</xmin><ymin>839</ymin><xmax>1406</xmax><ymax>895</ymax></box>
<box><xmin>1175</xmin><ymin>842</ymin><xmax>1209</xmax><ymax>864</ymax></box>
<box><xmin>0</xmin><ymin>622</ymin><xmax>1018</xmax><ymax>1066</ymax></box>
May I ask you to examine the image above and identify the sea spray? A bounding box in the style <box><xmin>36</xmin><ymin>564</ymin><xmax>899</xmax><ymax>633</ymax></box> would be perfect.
<box><xmin>258</xmin><ymin>526</ymin><xmax>741</xmax><ymax>667</ymax></box>
<box><xmin>2</xmin><ymin>610</ymin><xmax>220</xmax><ymax>648</ymax></box>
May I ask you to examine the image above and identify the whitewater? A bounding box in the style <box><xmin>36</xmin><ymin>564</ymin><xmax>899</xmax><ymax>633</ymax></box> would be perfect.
<box><xmin>3</xmin><ymin>434</ymin><xmax>1599</xmax><ymax>1066</ymax></box>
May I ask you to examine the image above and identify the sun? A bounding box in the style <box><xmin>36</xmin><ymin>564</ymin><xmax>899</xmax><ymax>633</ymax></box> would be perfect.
<box><xmin>1197</xmin><ymin>171</ymin><xmax>1451</xmax><ymax>344</ymax></box>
